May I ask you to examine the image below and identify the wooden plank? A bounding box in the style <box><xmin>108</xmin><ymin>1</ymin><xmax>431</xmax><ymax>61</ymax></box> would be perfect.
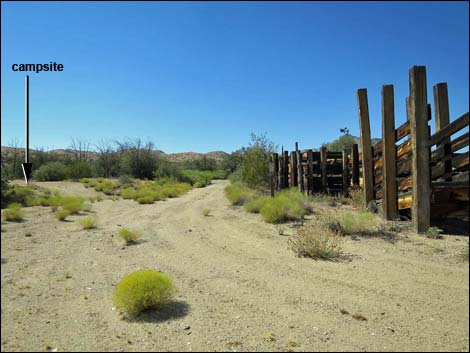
<box><xmin>357</xmin><ymin>88</ymin><xmax>374</xmax><ymax>206</ymax></box>
<box><xmin>351</xmin><ymin>144</ymin><xmax>360</xmax><ymax>186</ymax></box>
<box><xmin>409</xmin><ymin>66</ymin><xmax>430</xmax><ymax>233</ymax></box>
<box><xmin>431</xmin><ymin>152</ymin><xmax>470</xmax><ymax>179</ymax></box>
<box><xmin>321</xmin><ymin>146</ymin><xmax>328</xmax><ymax>192</ymax></box>
<box><xmin>283</xmin><ymin>151</ymin><xmax>289</xmax><ymax>188</ymax></box>
<box><xmin>342</xmin><ymin>149</ymin><xmax>349</xmax><ymax>193</ymax></box>
<box><xmin>429</xmin><ymin>112</ymin><xmax>469</xmax><ymax>147</ymax></box>
<box><xmin>431</xmin><ymin>132</ymin><xmax>469</xmax><ymax>162</ymax></box>
<box><xmin>434</xmin><ymin>83</ymin><xmax>452</xmax><ymax>181</ymax></box>
<box><xmin>382</xmin><ymin>84</ymin><xmax>398</xmax><ymax>220</ymax></box>
<box><xmin>326</xmin><ymin>152</ymin><xmax>343</xmax><ymax>159</ymax></box>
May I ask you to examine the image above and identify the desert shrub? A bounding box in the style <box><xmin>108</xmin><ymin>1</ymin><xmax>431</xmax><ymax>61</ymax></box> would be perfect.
<box><xmin>94</xmin><ymin>180</ymin><xmax>120</xmax><ymax>195</ymax></box>
<box><xmin>118</xmin><ymin>175</ymin><xmax>134</xmax><ymax>187</ymax></box>
<box><xmin>33</xmin><ymin>162</ymin><xmax>67</xmax><ymax>181</ymax></box>
<box><xmin>120</xmin><ymin>187</ymin><xmax>137</xmax><ymax>199</ymax></box>
<box><xmin>2</xmin><ymin>203</ymin><xmax>24</xmax><ymax>222</ymax></box>
<box><xmin>238</xmin><ymin>133</ymin><xmax>277</xmax><ymax>188</ymax></box>
<box><xmin>80</xmin><ymin>178</ymin><xmax>90</xmax><ymax>184</ymax></box>
<box><xmin>244</xmin><ymin>196</ymin><xmax>270</xmax><ymax>213</ymax></box>
<box><xmin>288</xmin><ymin>223</ymin><xmax>342</xmax><ymax>260</ymax></box>
<box><xmin>193</xmin><ymin>182</ymin><xmax>203</xmax><ymax>188</ymax></box>
<box><xmin>338</xmin><ymin>210</ymin><xmax>382</xmax><ymax>235</ymax></box>
<box><xmin>95</xmin><ymin>194</ymin><xmax>103</xmax><ymax>202</ymax></box>
<box><xmin>82</xmin><ymin>202</ymin><xmax>92</xmax><ymax>212</ymax></box>
<box><xmin>160</xmin><ymin>182</ymin><xmax>191</xmax><ymax>198</ymax></box>
<box><xmin>348</xmin><ymin>187</ymin><xmax>364</xmax><ymax>209</ymax></box>
<box><xmin>119</xmin><ymin>228</ymin><xmax>142</xmax><ymax>245</ymax></box>
<box><xmin>59</xmin><ymin>196</ymin><xmax>85</xmax><ymax>214</ymax></box>
<box><xmin>113</xmin><ymin>269</ymin><xmax>175</xmax><ymax>316</ymax></box>
<box><xmin>79</xmin><ymin>216</ymin><xmax>97</xmax><ymax>229</ymax></box>
<box><xmin>225</xmin><ymin>182</ymin><xmax>259</xmax><ymax>205</ymax></box>
<box><xmin>3</xmin><ymin>185</ymin><xmax>36</xmax><ymax>207</ymax></box>
<box><xmin>259</xmin><ymin>189</ymin><xmax>310</xmax><ymax>223</ymax></box>
<box><xmin>55</xmin><ymin>209</ymin><xmax>71</xmax><ymax>221</ymax></box>
<box><xmin>202</xmin><ymin>208</ymin><xmax>211</xmax><ymax>216</ymax></box>
<box><xmin>136</xmin><ymin>196</ymin><xmax>154</xmax><ymax>204</ymax></box>
<box><xmin>65</xmin><ymin>162</ymin><xmax>93</xmax><ymax>180</ymax></box>
<box><xmin>425</xmin><ymin>227</ymin><xmax>444</xmax><ymax>239</ymax></box>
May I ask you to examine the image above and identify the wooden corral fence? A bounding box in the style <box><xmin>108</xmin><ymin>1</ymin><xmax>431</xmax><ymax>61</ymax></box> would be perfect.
<box><xmin>270</xmin><ymin>142</ymin><xmax>361</xmax><ymax>196</ymax></box>
<box><xmin>358</xmin><ymin>65</ymin><xmax>469</xmax><ymax>233</ymax></box>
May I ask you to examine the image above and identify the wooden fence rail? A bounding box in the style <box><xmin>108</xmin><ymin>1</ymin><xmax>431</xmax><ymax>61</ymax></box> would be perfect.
<box><xmin>358</xmin><ymin>65</ymin><xmax>469</xmax><ymax>233</ymax></box>
<box><xmin>271</xmin><ymin>144</ymin><xmax>360</xmax><ymax>196</ymax></box>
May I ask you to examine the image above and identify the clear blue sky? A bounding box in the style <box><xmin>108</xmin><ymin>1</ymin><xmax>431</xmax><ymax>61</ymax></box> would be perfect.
<box><xmin>1</xmin><ymin>1</ymin><xmax>468</xmax><ymax>153</ymax></box>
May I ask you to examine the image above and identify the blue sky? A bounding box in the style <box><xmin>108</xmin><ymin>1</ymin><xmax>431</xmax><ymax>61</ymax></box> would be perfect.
<box><xmin>1</xmin><ymin>1</ymin><xmax>468</xmax><ymax>153</ymax></box>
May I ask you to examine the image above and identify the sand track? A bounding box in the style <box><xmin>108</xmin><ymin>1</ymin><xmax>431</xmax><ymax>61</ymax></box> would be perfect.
<box><xmin>1</xmin><ymin>180</ymin><xmax>468</xmax><ymax>351</ymax></box>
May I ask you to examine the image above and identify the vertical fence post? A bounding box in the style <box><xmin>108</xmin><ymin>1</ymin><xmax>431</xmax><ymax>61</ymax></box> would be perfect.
<box><xmin>351</xmin><ymin>144</ymin><xmax>359</xmax><ymax>187</ymax></box>
<box><xmin>283</xmin><ymin>151</ymin><xmax>289</xmax><ymax>188</ymax></box>
<box><xmin>342</xmin><ymin>149</ymin><xmax>349</xmax><ymax>193</ymax></box>
<box><xmin>382</xmin><ymin>85</ymin><xmax>398</xmax><ymax>220</ymax></box>
<box><xmin>296</xmin><ymin>144</ymin><xmax>303</xmax><ymax>193</ymax></box>
<box><xmin>307</xmin><ymin>149</ymin><xmax>313</xmax><ymax>195</ymax></box>
<box><xmin>409</xmin><ymin>66</ymin><xmax>431</xmax><ymax>233</ymax></box>
<box><xmin>320</xmin><ymin>146</ymin><xmax>328</xmax><ymax>193</ymax></box>
<box><xmin>289</xmin><ymin>152</ymin><xmax>295</xmax><ymax>188</ymax></box>
<box><xmin>273</xmin><ymin>153</ymin><xmax>279</xmax><ymax>191</ymax></box>
<box><xmin>269</xmin><ymin>155</ymin><xmax>275</xmax><ymax>197</ymax></box>
<box><xmin>357</xmin><ymin>89</ymin><xmax>374</xmax><ymax>206</ymax></box>
<box><xmin>278</xmin><ymin>154</ymin><xmax>283</xmax><ymax>190</ymax></box>
<box><xmin>433</xmin><ymin>83</ymin><xmax>452</xmax><ymax>182</ymax></box>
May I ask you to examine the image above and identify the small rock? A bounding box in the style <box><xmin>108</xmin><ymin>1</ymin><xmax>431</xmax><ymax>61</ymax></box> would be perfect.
<box><xmin>184</xmin><ymin>326</ymin><xmax>191</xmax><ymax>330</ymax></box>
<box><xmin>25</xmin><ymin>233</ymin><xmax>32</xmax><ymax>237</ymax></box>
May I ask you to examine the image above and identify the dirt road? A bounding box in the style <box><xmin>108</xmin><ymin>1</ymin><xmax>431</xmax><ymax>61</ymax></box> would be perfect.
<box><xmin>1</xmin><ymin>180</ymin><xmax>469</xmax><ymax>351</ymax></box>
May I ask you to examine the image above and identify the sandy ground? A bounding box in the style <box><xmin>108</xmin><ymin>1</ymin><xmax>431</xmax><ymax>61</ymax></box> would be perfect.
<box><xmin>1</xmin><ymin>180</ymin><xmax>469</xmax><ymax>352</ymax></box>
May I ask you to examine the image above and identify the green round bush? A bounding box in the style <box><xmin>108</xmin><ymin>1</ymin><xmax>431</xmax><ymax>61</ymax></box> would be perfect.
<box><xmin>113</xmin><ymin>269</ymin><xmax>175</xmax><ymax>316</ymax></box>
<box><xmin>33</xmin><ymin>162</ymin><xmax>67</xmax><ymax>181</ymax></box>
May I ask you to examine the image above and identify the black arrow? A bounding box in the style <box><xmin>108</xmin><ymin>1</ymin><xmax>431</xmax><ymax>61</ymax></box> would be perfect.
<box><xmin>22</xmin><ymin>75</ymin><xmax>32</xmax><ymax>183</ymax></box>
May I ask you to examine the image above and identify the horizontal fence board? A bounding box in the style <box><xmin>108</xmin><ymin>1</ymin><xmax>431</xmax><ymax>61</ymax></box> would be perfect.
<box><xmin>431</xmin><ymin>132</ymin><xmax>469</xmax><ymax>162</ymax></box>
<box><xmin>429</xmin><ymin>112</ymin><xmax>469</xmax><ymax>147</ymax></box>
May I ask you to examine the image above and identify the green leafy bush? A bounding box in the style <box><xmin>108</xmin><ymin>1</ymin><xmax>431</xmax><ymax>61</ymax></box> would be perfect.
<box><xmin>2</xmin><ymin>203</ymin><xmax>24</xmax><ymax>222</ymax></box>
<box><xmin>225</xmin><ymin>182</ymin><xmax>259</xmax><ymax>205</ymax></box>
<box><xmin>56</xmin><ymin>196</ymin><xmax>85</xmax><ymax>214</ymax></box>
<box><xmin>119</xmin><ymin>228</ymin><xmax>142</xmax><ymax>245</ymax></box>
<box><xmin>3</xmin><ymin>185</ymin><xmax>35</xmax><ymax>207</ymax></box>
<box><xmin>65</xmin><ymin>162</ymin><xmax>93</xmax><ymax>180</ymax></box>
<box><xmin>202</xmin><ymin>208</ymin><xmax>211</xmax><ymax>216</ymax></box>
<box><xmin>193</xmin><ymin>182</ymin><xmax>203</xmax><ymax>188</ymax></box>
<box><xmin>113</xmin><ymin>269</ymin><xmax>175</xmax><ymax>316</ymax></box>
<box><xmin>33</xmin><ymin>162</ymin><xmax>67</xmax><ymax>181</ymax></box>
<box><xmin>259</xmin><ymin>189</ymin><xmax>311</xmax><ymax>223</ymax></box>
<box><xmin>79</xmin><ymin>216</ymin><xmax>97</xmax><ymax>229</ymax></box>
<box><xmin>243</xmin><ymin>196</ymin><xmax>270</xmax><ymax>213</ymax></box>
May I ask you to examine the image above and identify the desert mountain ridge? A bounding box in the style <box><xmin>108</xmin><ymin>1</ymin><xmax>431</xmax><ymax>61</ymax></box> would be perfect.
<box><xmin>1</xmin><ymin>145</ymin><xmax>229</xmax><ymax>163</ymax></box>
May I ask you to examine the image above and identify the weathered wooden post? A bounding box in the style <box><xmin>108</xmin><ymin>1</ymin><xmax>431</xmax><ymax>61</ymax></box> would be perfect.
<box><xmin>320</xmin><ymin>146</ymin><xmax>328</xmax><ymax>193</ymax></box>
<box><xmin>289</xmin><ymin>152</ymin><xmax>295</xmax><ymax>188</ymax></box>
<box><xmin>433</xmin><ymin>83</ymin><xmax>452</xmax><ymax>181</ymax></box>
<box><xmin>307</xmin><ymin>149</ymin><xmax>313</xmax><ymax>195</ymax></box>
<box><xmin>409</xmin><ymin>66</ymin><xmax>431</xmax><ymax>233</ymax></box>
<box><xmin>269</xmin><ymin>155</ymin><xmax>275</xmax><ymax>197</ymax></box>
<box><xmin>342</xmin><ymin>149</ymin><xmax>349</xmax><ymax>193</ymax></box>
<box><xmin>283</xmin><ymin>151</ymin><xmax>289</xmax><ymax>188</ymax></box>
<box><xmin>357</xmin><ymin>88</ymin><xmax>374</xmax><ymax>206</ymax></box>
<box><xmin>273</xmin><ymin>153</ymin><xmax>279</xmax><ymax>191</ymax></box>
<box><xmin>351</xmin><ymin>144</ymin><xmax>360</xmax><ymax>187</ymax></box>
<box><xmin>295</xmin><ymin>142</ymin><xmax>303</xmax><ymax>193</ymax></box>
<box><xmin>278</xmin><ymin>155</ymin><xmax>283</xmax><ymax>190</ymax></box>
<box><xmin>381</xmin><ymin>85</ymin><xmax>398</xmax><ymax>220</ymax></box>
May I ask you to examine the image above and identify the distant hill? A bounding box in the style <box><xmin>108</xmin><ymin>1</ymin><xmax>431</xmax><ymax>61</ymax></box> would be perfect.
<box><xmin>1</xmin><ymin>145</ymin><xmax>228</xmax><ymax>163</ymax></box>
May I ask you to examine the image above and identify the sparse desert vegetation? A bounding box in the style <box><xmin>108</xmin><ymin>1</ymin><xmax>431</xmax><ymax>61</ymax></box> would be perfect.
<box><xmin>113</xmin><ymin>269</ymin><xmax>176</xmax><ymax>317</ymax></box>
<box><xmin>79</xmin><ymin>216</ymin><xmax>98</xmax><ymax>229</ymax></box>
<box><xmin>119</xmin><ymin>227</ymin><xmax>142</xmax><ymax>245</ymax></box>
<box><xmin>2</xmin><ymin>202</ymin><xmax>24</xmax><ymax>222</ymax></box>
